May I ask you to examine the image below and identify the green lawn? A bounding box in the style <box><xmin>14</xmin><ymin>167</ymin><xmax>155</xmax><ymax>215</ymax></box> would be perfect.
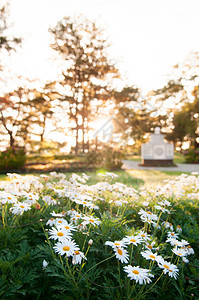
<box><xmin>0</xmin><ymin>169</ymin><xmax>187</xmax><ymax>189</ymax></box>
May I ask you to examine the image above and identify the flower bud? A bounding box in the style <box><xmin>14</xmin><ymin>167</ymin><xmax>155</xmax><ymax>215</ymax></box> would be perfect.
<box><xmin>88</xmin><ymin>239</ymin><xmax>93</xmax><ymax>246</ymax></box>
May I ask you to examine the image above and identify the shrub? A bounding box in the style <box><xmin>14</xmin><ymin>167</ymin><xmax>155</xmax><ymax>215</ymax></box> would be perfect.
<box><xmin>184</xmin><ymin>148</ymin><xmax>199</xmax><ymax>163</ymax></box>
<box><xmin>85</xmin><ymin>146</ymin><xmax>123</xmax><ymax>170</ymax></box>
<box><xmin>102</xmin><ymin>146</ymin><xmax>123</xmax><ymax>170</ymax></box>
<box><xmin>0</xmin><ymin>147</ymin><xmax>26</xmax><ymax>171</ymax></box>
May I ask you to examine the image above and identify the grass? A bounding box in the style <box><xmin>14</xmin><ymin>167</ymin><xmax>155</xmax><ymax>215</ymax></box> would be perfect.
<box><xmin>0</xmin><ymin>169</ymin><xmax>187</xmax><ymax>190</ymax></box>
<box><xmin>126</xmin><ymin>170</ymin><xmax>190</xmax><ymax>188</ymax></box>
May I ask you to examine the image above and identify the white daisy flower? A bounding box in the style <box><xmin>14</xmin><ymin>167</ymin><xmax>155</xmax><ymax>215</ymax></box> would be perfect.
<box><xmin>176</xmin><ymin>225</ymin><xmax>182</xmax><ymax>233</ymax></box>
<box><xmin>10</xmin><ymin>202</ymin><xmax>31</xmax><ymax>215</ymax></box>
<box><xmin>163</xmin><ymin>200</ymin><xmax>172</xmax><ymax>206</ymax></box>
<box><xmin>158</xmin><ymin>261</ymin><xmax>179</xmax><ymax>279</ymax></box>
<box><xmin>137</xmin><ymin>230</ymin><xmax>151</xmax><ymax>242</ymax></box>
<box><xmin>182</xmin><ymin>257</ymin><xmax>189</xmax><ymax>263</ymax></box>
<box><xmin>72</xmin><ymin>250</ymin><xmax>87</xmax><ymax>265</ymax></box>
<box><xmin>172</xmin><ymin>247</ymin><xmax>188</xmax><ymax>257</ymax></box>
<box><xmin>138</xmin><ymin>209</ymin><xmax>158</xmax><ymax>222</ymax></box>
<box><xmin>82</xmin><ymin>216</ymin><xmax>100</xmax><ymax>227</ymax></box>
<box><xmin>70</xmin><ymin>212</ymin><xmax>82</xmax><ymax>224</ymax></box>
<box><xmin>141</xmin><ymin>250</ymin><xmax>163</xmax><ymax>263</ymax></box>
<box><xmin>166</xmin><ymin>237</ymin><xmax>183</xmax><ymax>247</ymax></box>
<box><xmin>180</xmin><ymin>239</ymin><xmax>189</xmax><ymax>247</ymax></box>
<box><xmin>167</xmin><ymin>231</ymin><xmax>179</xmax><ymax>239</ymax></box>
<box><xmin>105</xmin><ymin>172</ymin><xmax>119</xmax><ymax>178</ymax></box>
<box><xmin>124</xmin><ymin>265</ymin><xmax>154</xmax><ymax>284</ymax></box>
<box><xmin>46</xmin><ymin>218</ymin><xmax>56</xmax><ymax>227</ymax></box>
<box><xmin>122</xmin><ymin>235</ymin><xmax>142</xmax><ymax>246</ymax></box>
<box><xmin>53</xmin><ymin>239</ymin><xmax>79</xmax><ymax>257</ymax></box>
<box><xmin>48</xmin><ymin>226</ymin><xmax>72</xmax><ymax>241</ymax></box>
<box><xmin>82</xmin><ymin>173</ymin><xmax>90</xmax><ymax>181</ymax></box>
<box><xmin>58</xmin><ymin>222</ymin><xmax>77</xmax><ymax>232</ymax></box>
<box><xmin>0</xmin><ymin>192</ymin><xmax>18</xmax><ymax>204</ymax></box>
<box><xmin>105</xmin><ymin>240</ymin><xmax>127</xmax><ymax>249</ymax></box>
<box><xmin>43</xmin><ymin>195</ymin><xmax>56</xmax><ymax>205</ymax></box>
<box><xmin>54</xmin><ymin>218</ymin><xmax>66</xmax><ymax>226</ymax></box>
<box><xmin>50</xmin><ymin>211</ymin><xmax>65</xmax><ymax>217</ymax></box>
<box><xmin>114</xmin><ymin>247</ymin><xmax>129</xmax><ymax>263</ymax></box>
<box><xmin>162</xmin><ymin>221</ymin><xmax>174</xmax><ymax>231</ymax></box>
<box><xmin>185</xmin><ymin>245</ymin><xmax>195</xmax><ymax>255</ymax></box>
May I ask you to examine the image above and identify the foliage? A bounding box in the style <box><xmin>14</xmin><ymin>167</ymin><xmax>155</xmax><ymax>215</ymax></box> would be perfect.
<box><xmin>85</xmin><ymin>146</ymin><xmax>123</xmax><ymax>170</ymax></box>
<box><xmin>0</xmin><ymin>172</ymin><xmax>198</xmax><ymax>299</ymax></box>
<box><xmin>184</xmin><ymin>148</ymin><xmax>199</xmax><ymax>163</ymax></box>
<box><xmin>49</xmin><ymin>15</ymin><xmax>119</xmax><ymax>154</ymax></box>
<box><xmin>0</xmin><ymin>147</ymin><xmax>26</xmax><ymax>171</ymax></box>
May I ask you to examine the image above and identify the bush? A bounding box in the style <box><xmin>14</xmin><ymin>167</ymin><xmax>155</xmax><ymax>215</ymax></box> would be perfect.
<box><xmin>102</xmin><ymin>146</ymin><xmax>123</xmax><ymax>170</ymax></box>
<box><xmin>85</xmin><ymin>146</ymin><xmax>123</xmax><ymax>170</ymax></box>
<box><xmin>184</xmin><ymin>148</ymin><xmax>199</xmax><ymax>163</ymax></box>
<box><xmin>0</xmin><ymin>147</ymin><xmax>26</xmax><ymax>171</ymax></box>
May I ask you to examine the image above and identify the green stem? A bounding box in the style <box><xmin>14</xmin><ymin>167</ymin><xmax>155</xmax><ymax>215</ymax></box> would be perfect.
<box><xmin>66</xmin><ymin>256</ymin><xmax>78</xmax><ymax>288</ymax></box>
<box><xmin>79</xmin><ymin>254</ymin><xmax>115</xmax><ymax>280</ymax></box>
<box><xmin>139</xmin><ymin>271</ymin><xmax>164</xmax><ymax>299</ymax></box>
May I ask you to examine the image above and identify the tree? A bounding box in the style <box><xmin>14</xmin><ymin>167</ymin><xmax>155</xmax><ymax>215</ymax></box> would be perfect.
<box><xmin>27</xmin><ymin>82</ymin><xmax>59</xmax><ymax>152</ymax></box>
<box><xmin>153</xmin><ymin>52</ymin><xmax>199</xmax><ymax>150</ymax></box>
<box><xmin>0</xmin><ymin>2</ymin><xmax>21</xmax><ymax>69</ymax></box>
<box><xmin>0</xmin><ymin>87</ymin><xmax>29</xmax><ymax>148</ymax></box>
<box><xmin>112</xmin><ymin>86</ymin><xmax>166</xmax><ymax>151</ymax></box>
<box><xmin>49</xmin><ymin>16</ymin><xmax>119</xmax><ymax>154</ymax></box>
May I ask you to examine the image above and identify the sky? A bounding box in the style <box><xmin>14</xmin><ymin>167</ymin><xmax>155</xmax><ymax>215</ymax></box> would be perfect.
<box><xmin>5</xmin><ymin>0</ymin><xmax>199</xmax><ymax>92</ymax></box>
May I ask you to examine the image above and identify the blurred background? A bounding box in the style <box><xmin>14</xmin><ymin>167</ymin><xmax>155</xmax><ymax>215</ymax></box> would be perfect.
<box><xmin>0</xmin><ymin>0</ymin><xmax>199</xmax><ymax>171</ymax></box>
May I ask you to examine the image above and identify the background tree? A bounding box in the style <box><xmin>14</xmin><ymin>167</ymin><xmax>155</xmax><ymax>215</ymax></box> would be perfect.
<box><xmin>153</xmin><ymin>52</ymin><xmax>199</xmax><ymax>151</ymax></box>
<box><xmin>0</xmin><ymin>2</ymin><xmax>21</xmax><ymax>69</ymax></box>
<box><xmin>0</xmin><ymin>87</ymin><xmax>29</xmax><ymax>149</ymax></box>
<box><xmin>50</xmin><ymin>16</ymin><xmax>119</xmax><ymax>154</ymax></box>
<box><xmin>112</xmin><ymin>86</ymin><xmax>166</xmax><ymax>151</ymax></box>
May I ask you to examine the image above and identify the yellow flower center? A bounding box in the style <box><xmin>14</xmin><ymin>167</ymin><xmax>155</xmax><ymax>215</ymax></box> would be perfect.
<box><xmin>130</xmin><ymin>239</ymin><xmax>136</xmax><ymax>243</ymax></box>
<box><xmin>149</xmin><ymin>254</ymin><xmax>156</xmax><ymax>259</ymax></box>
<box><xmin>132</xmin><ymin>270</ymin><xmax>139</xmax><ymax>275</ymax></box>
<box><xmin>57</xmin><ymin>232</ymin><xmax>64</xmax><ymax>236</ymax></box>
<box><xmin>141</xmin><ymin>234</ymin><xmax>145</xmax><ymax>237</ymax></box>
<box><xmin>177</xmin><ymin>253</ymin><xmax>182</xmax><ymax>256</ymax></box>
<box><xmin>147</xmin><ymin>211</ymin><xmax>152</xmax><ymax>214</ymax></box>
<box><xmin>65</xmin><ymin>226</ymin><xmax>70</xmax><ymax>229</ymax></box>
<box><xmin>83</xmin><ymin>201</ymin><xmax>87</xmax><ymax>204</ymax></box>
<box><xmin>74</xmin><ymin>250</ymin><xmax>80</xmax><ymax>255</ymax></box>
<box><xmin>169</xmin><ymin>269</ymin><xmax>173</xmax><ymax>272</ymax></box>
<box><xmin>117</xmin><ymin>249</ymin><xmax>123</xmax><ymax>255</ymax></box>
<box><xmin>89</xmin><ymin>219</ymin><xmax>94</xmax><ymax>222</ymax></box>
<box><xmin>147</xmin><ymin>245</ymin><xmax>152</xmax><ymax>249</ymax></box>
<box><xmin>115</xmin><ymin>242</ymin><xmax>120</xmax><ymax>246</ymax></box>
<box><xmin>50</xmin><ymin>218</ymin><xmax>54</xmax><ymax>221</ymax></box>
<box><xmin>63</xmin><ymin>246</ymin><xmax>70</xmax><ymax>251</ymax></box>
<box><xmin>20</xmin><ymin>205</ymin><xmax>25</xmax><ymax>208</ymax></box>
<box><xmin>177</xmin><ymin>225</ymin><xmax>181</xmax><ymax>228</ymax></box>
<box><xmin>76</xmin><ymin>215</ymin><xmax>80</xmax><ymax>217</ymax></box>
<box><xmin>171</xmin><ymin>232</ymin><xmax>174</xmax><ymax>236</ymax></box>
<box><xmin>7</xmin><ymin>197</ymin><xmax>12</xmax><ymax>200</ymax></box>
<box><xmin>58</xmin><ymin>220</ymin><xmax>62</xmax><ymax>223</ymax></box>
<box><xmin>163</xmin><ymin>264</ymin><xmax>169</xmax><ymax>269</ymax></box>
